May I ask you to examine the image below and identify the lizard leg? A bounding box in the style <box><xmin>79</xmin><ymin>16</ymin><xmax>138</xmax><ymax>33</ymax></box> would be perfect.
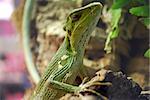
<box><xmin>78</xmin><ymin>65</ymin><xmax>89</xmax><ymax>80</ymax></box>
<box><xmin>46</xmin><ymin>55</ymin><xmax>81</xmax><ymax>92</ymax></box>
<box><xmin>47</xmin><ymin>79</ymin><xmax>108</xmax><ymax>100</ymax></box>
<box><xmin>47</xmin><ymin>79</ymin><xmax>81</xmax><ymax>93</ymax></box>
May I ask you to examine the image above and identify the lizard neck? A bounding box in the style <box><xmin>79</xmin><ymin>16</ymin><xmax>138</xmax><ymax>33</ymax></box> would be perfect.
<box><xmin>70</xmin><ymin>27</ymin><xmax>93</xmax><ymax>57</ymax></box>
<box><xmin>64</xmin><ymin>35</ymin><xmax>86</xmax><ymax>57</ymax></box>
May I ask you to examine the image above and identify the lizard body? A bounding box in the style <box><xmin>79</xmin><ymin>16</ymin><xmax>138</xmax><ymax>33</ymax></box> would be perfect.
<box><xmin>23</xmin><ymin>1</ymin><xmax>102</xmax><ymax>99</ymax></box>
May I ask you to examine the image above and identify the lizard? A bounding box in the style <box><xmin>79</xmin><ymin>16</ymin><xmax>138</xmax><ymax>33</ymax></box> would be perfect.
<box><xmin>22</xmin><ymin>0</ymin><xmax>102</xmax><ymax>99</ymax></box>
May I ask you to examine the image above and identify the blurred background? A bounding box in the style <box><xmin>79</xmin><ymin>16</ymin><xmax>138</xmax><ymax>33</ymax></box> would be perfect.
<box><xmin>0</xmin><ymin>0</ymin><xmax>149</xmax><ymax>99</ymax></box>
<box><xmin>0</xmin><ymin>0</ymin><xmax>30</xmax><ymax>99</ymax></box>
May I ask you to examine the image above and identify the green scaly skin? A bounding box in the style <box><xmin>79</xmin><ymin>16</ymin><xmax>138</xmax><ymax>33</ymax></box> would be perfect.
<box><xmin>23</xmin><ymin>1</ymin><xmax>102</xmax><ymax>99</ymax></box>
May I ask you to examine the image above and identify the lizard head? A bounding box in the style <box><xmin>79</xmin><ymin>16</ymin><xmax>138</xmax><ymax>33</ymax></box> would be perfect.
<box><xmin>63</xmin><ymin>2</ymin><xmax>102</xmax><ymax>53</ymax></box>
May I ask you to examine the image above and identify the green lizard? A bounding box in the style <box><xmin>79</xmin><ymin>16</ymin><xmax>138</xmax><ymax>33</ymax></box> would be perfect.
<box><xmin>23</xmin><ymin>1</ymin><xmax>102</xmax><ymax>99</ymax></box>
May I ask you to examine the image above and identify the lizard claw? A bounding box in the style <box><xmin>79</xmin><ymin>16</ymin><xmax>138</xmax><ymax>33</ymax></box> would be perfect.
<box><xmin>76</xmin><ymin>80</ymin><xmax>112</xmax><ymax>100</ymax></box>
<box><xmin>79</xmin><ymin>80</ymin><xmax>111</xmax><ymax>90</ymax></box>
<box><xmin>81</xmin><ymin>88</ymin><xmax>108</xmax><ymax>100</ymax></box>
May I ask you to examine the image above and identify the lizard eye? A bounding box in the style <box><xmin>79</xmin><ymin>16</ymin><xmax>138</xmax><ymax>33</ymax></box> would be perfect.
<box><xmin>71</xmin><ymin>13</ymin><xmax>81</xmax><ymax>22</ymax></box>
